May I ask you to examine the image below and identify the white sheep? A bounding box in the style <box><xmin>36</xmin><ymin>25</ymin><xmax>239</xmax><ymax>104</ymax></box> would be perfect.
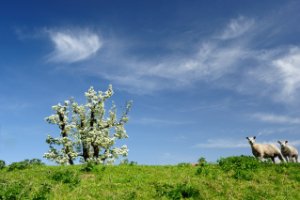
<box><xmin>246</xmin><ymin>136</ymin><xmax>285</xmax><ymax>163</ymax></box>
<box><xmin>277</xmin><ymin>140</ymin><xmax>298</xmax><ymax>163</ymax></box>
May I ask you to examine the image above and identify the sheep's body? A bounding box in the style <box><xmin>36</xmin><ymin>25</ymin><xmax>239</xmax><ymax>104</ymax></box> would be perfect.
<box><xmin>278</xmin><ymin>141</ymin><xmax>298</xmax><ymax>163</ymax></box>
<box><xmin>251</xmin><ymin>143</ymin><xmax>283</xmax><ymax>162</ymax></box>
<box><xmin>246</xmin><ymin>136</ymin><xmax>284</xmax><ymax>163</ymax></box>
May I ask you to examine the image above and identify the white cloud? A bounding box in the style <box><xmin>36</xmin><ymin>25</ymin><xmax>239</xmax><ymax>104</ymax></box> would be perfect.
<box><xmin>53</xmin><ymin>16</ymin><xmax>300</xmax><ymax>105</ymax></box>
<box><xmin>194</xmin><ymin>139</ymin><xmax>248</xmax><ymax>148</ymax></box>
<box><xmin>146</xmin><ymin>42</ymin><xmax>246</xmax><ymax>81</ymax></box>
<box><xmin>222</xmin><ymin>45</ymin><xmax>300</xmax><ymax>104</ymax></box>
<box><xmin>54</xmin><ymin>18</ymin><xmax>251</xmax><ymax>95</ymax></box>
<box><xmin>93</xmin><ymin>41</ymin><xmax>247</xmax><ymax>94</ymax></box>
<box><xmin>256</xmin><ymin>127</ymin><xmax>299</xmax><ymax>136</ymax></box>
<box><xmin>219</xmin><ymin>16</ymin><xmax>255</xmax><ymax>40</ymax></box>
<box><xmin>48</xmin><ymin>29</ymin><xmax>102</xmax><ymax>63</ymax></box>
<box><xmin>273</xmin><ymin>47</ymin><xmax>300</xmax><ymax>99</ymax></box>
<box><xmin>252</xmin><ymin>113</ymin><xmax>300</xmax><ymax>125</ymax></box>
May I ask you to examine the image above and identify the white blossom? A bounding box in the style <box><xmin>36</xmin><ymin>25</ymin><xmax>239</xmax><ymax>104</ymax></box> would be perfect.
<box><xmin>44</xmin><ymin>84</ymin><xmax>132</xmax><ymax>165</ymax></box>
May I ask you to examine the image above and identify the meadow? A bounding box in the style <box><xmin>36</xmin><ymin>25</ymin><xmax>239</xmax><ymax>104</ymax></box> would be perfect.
<box><xmin>0</xmin><ymin>156</ymin><xmax>299</xmax><ymax>200</ymax></box>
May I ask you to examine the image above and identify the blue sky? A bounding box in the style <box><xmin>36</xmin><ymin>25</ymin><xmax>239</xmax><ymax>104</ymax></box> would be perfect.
<box><xmin>1</xmin><ymin>0</ymin><xmax>300</xmax><ymax>165</ymax></box>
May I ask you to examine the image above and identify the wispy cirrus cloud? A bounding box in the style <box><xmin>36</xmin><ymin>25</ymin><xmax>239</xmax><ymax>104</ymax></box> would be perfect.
<box><xmin>43</xmin><ymin>18</ymin><xmax>254</xmax><ymax>96</ymax></box>
<box><xmin>92</xmin><ymin>38</ymin><xmax>248</xmax><ymax>94</ymax></box>
<box><xmin>256</xmin><ymin>127</ymin><xmax>299</xmax><ymax>136</ymax></box>
<box><xmin>146</xmin><ymin>42</ymin><xmax>246</xmax><ymax>81</ymax></box>
<box><xmin>47</xmin><ymin>29</ymin><xmax>102</xmax><ymax>63</ymax></box>
<box><xmin>113</xmin><ymin>13</ymin><xmax>300</xmax><ymax>105</ymax></box>
<box><xmin>219</xmin><ymin>16</ymin><xmax>255</xmax><ymax>40</ymax></box>
<box><xmin>273</xmin><ymin>47</ymin><xmax>300</xmax><ymax>99</ymax></box>
<box><xmin>233</xmin><ymin>46</ymin><xmax>300</xmax><ymax>103</ymax></box>
<box><xmin>252</xmin><ymin>113</ymin><xmax>300</xmax><ymax>125</ymax></box>
<box><xmin>49</xmin><ymin>11</ymin><xmax>300</xmax><ymax>106</ymax></box>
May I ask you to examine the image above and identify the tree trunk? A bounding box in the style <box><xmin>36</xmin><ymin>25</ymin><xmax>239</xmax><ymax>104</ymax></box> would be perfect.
<box><xmin>92</xmin><ymin>144</ymin><xmax>99</xmax><ymax>158</ymax></box>
<box><xmin>82</xmin><ymin>143</ymin><xmax>89</xmax><ymax>161</ymax></box>
<box><xmin>59</xmin><ymin>112</ymin><xmax>74</xmax><ymax>165</ymax></box>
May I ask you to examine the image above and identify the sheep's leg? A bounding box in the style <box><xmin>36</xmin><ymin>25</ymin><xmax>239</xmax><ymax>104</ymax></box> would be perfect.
<box><xmin>277</xmin><ymin>154</ymin><xmax>285</xmax><ymax>163</ymax></box>
<box><xmin>284</xmin><ymin>156</ymin><xmax>289</xmax><ymax>163</ymax></box>
<box><xmin>291</xmin><ymin>156</ymin><xmax>295</xmax><ymax>163</ymax></box>
<box><xmin>271</xmin><ymin>157</ymin><xmax>275</xmax><ymax>163</ymax></box>
<box><xmin>291</xmin><ymin>155</ymin><xmax>297</xmax><ymax>163</ymax></box>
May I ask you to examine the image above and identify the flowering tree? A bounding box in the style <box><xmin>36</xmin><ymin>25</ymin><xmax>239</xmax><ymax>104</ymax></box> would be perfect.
<box><xmin>44</xmin><ymin>85</ymin><xmax>132</xmax><ymax>165</ymax></box>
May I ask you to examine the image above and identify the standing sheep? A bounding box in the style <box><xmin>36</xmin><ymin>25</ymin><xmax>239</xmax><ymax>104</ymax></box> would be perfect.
<box><xmin>246</xmin><ymin>136</ymin><xmax>285</xmax><ymax>163</ymax></box>
<box><xmin>277</xmin><ymin>140</ymin><xmax>298</xmax><ymax>163</ymax></box>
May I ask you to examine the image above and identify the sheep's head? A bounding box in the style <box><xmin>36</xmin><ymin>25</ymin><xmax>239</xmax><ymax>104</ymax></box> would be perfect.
<box><xmin>277</xmin><ymin>140</ymin><xmax>288</xmax><ymax>148</ymax></box>
<box><xmin>246</xmin><ymin>136</ymin><xmax>256</xmax><ymax>145</ymax></box>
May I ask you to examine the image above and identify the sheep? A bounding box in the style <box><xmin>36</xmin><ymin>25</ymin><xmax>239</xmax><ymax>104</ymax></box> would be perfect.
<box><xmin>277</xmin><ymin>140</ymin><xmax>298</xmax><ymax>163</ymax></box>
<box><xmin>246</xmin><ymin>136</ymin><xmax>285</xmax><ymax>163</ymax></box>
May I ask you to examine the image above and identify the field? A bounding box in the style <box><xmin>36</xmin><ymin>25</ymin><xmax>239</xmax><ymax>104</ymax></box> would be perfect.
<box><xmin>0</xmin><ymin>156</ymin><xmax>299</xmax><ymax>200</ymax></box>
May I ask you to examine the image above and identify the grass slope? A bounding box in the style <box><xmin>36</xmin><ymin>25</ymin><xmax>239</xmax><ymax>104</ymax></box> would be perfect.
<box><xmin>0</xmin><ymin>156</ymin><xmax>299</xmax><ymax>200</ymax></box>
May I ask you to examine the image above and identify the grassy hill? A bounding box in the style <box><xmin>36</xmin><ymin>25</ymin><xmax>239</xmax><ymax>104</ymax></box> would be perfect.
<box><xmin>0</xmin><ymin>156</ymin><xmax>299</xmax><ymax>199</ymax></box>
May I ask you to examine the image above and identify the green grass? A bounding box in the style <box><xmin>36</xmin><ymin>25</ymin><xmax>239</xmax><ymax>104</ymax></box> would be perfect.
<box><xmin>0</xmin><ymin>156</ymin><xmax>299</xmax><ymax>199</ymax></box>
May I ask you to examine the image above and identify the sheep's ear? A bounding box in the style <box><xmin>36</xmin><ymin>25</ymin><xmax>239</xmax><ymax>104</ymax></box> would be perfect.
<box><xmin>277</xmin><ymin>141</ymin><xmax>280</xmax><ymax>144</ymax></box>
<box><xmin>253</xmin><ymin>136</ymin><xmax>256</xmax><ymax>139</ymax></box>
<box><xmin>246</xmin><ymin>137</ymin><xmax>249</xmax><ymax>140</ymax></box>
<box><xmin>285</xmin><ymin>140</ymin><xmax>288</xmax><ymax>144</ymax></box>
